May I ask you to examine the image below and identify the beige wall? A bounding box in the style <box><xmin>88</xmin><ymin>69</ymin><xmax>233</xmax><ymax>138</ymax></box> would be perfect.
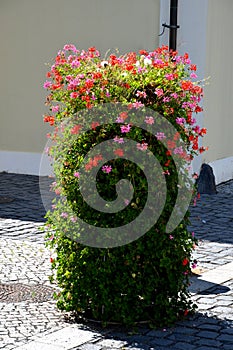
<box><xmin>0</xmin><ymin>0</ymin><xmax>160</xmax><ymax>154</ymax></box>
<box><xmin>203</xmin><ymin>0</ymin><xmax>233</xmax><ymax>162</ymax></box>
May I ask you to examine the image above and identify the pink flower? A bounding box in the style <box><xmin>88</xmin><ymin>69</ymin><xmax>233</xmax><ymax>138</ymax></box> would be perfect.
<box><xmin>116</xmin><ymin>117</ymin><xmax>124</xmax><ymax>123</ymax></box>
<box><xmin>136</xmin><ymin>90</ymin><xmax>147</xmax><ymax>98</ymax></box>
<box><xmin>61</xmin><ymin>212</ymin><xmax>68</xmax><ymax>218</ymax></box>
<box><xmin>102</xmin><ymin>165</ymin><xmax>112</xmax><ymax>174</ymax></box>
<box><xmin>176</xmin><ymin>117</ymin><xmax>185</xmax><ymax>125</ymax></box>
<box><xmin>190</xmin><ymin>72</ymin><xmax>197</xmax><ymax>79</ymax></box>
<box><xmin>163</xmin><ymin>97</ymin><xmax>170</xmax><ymax>103</ymax></box>
<box><xmin>156</xmin><ymin>132</ymin><xmax>166</xmax><ymax>140</ymax></box>
<box><xmin>174</xmin><ymin>146</ymin><xmax>184</xmax><ymax>155</ymax></box>
<box><xmin>74</xmin><ymin>172</ymin><xmax>80</xmax><ymax>178</ymax></box>
<box><xmin>131</xmin><ymin>101</ymin><xmax>144</xmax><ymax>109</ymax></box>
<box><xmin>155</xmin><ymin>88</ymin><xmax>164</xmax><ymax>97</ymax></box>
<box><xmin>171</xmin><ymin>92</ymin><xmax>179</xmax><ymax>99</ymax></box>
<box><xmin>169</xmin><ymin>235</ymin><xmax>174</xmax><ymax>240</ymax></box>
<box><xmin>137</xmin><ymin>143</ymin><xmax>148</xmax><ymax>151</ymax></box>
<box><xmin>70</xmin><ymin>92</ymin><xmax>79</xmax><ymax>99</ymax></box>
<box><xmin>113</xmin><ymin>136</ymin><xmax>124</xmax><ymax>144</ymax></box>
<box><xmin>63</xmin><ymin>44</ymin><xmax>78</xmax><ymax>52</ymax></box>
<box><xmin>51</xmin><ymin>105</ymin><xmax>60</xmax><ymax>113</ymax></box>
<box><xmin>71</xmin><ymin>216</ymin><xmax>77</xmax><ymax>223</ymax></box>
<box><xmin>165</xmin><ymin>73</ymin><xmax>174</xmax><ymax>81</ymax></box>
<box><xmin>71</xmin><ymin>60</ymin><xmax>81</xmax><ymax>68</ymax></box>
<box><xmin>120</xmin><ymin>124</ymin><xmax>131</xmax><ymax>133</ymax></box>
<box><xmin>145</xmin><ymin>116</ymin><xmax>154</xmax><ymax>125</ymax></box>
<box><xmin>43</xmin><ymin>81</ymin><xmax>52</xmax><ymax>89</ymax></box>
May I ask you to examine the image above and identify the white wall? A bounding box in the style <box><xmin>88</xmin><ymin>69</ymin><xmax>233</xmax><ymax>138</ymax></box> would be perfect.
<box><xmin>160</xmin><ymin>0</ymin><xmax>208</xmax><ymax>175</ymax></box>
<box><xmin>0</xmin><ymin>0</ymin><xmax>160</xmax><ymax>174</ymax></box>
<box><xmin>160</xmin><ymin>0</ymin><xmax>233</xmax><ymax>183</ymax></box>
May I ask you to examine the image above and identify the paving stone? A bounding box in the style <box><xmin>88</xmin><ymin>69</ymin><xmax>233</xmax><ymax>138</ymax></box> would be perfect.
<box><xmin>195</xmin><ymin>347</ymin><xmax>221</xmax><ymax>350</ymax></box>
<box><xmin>167</xmin><ymin>333</ymin><xmax>197</xmax><ymax>342</ymax></box>
<box><xmin>195</xmin><ymin>338</ymin><xmax>222</xmax><ymax>347</ymax></box>
<box><xmin>96</xmin><ymin>338</ymin><xmax>127</xmax><ymax>348</ymax></box>
<box><xmin>172</xmin><ymin>326</ymin><xmax>198</xmax><ymax>335</ymax></box>
<box><xmin>124</xmin><ymin>344</ymin><xmax>150</xmax><ymax>350</ymax></box>
<box><xmin>147</xmin><ymin>337</ymin><xmax>174</xmax><ymax>347</ymax></box>
<box><xmin>78</xmin><ymin>344</ymin><xmax>102</xmax><ymax>350</ymax></box>
<box><xmin>216</xmin><ymin>333</ymin><xmax>233</xmax><ymax>343</ymax></box>
<box><xmin>196</xmin><ymin>323</ymin><xmax>221</xmax><ymax>332</ymax></box>
<box><xmin>0</xmin><ymin>174</ymin><xmax>233</xmax><ymax>349</ymax></box>
<box><xmin>172</xmin><ymin>342</ymin><xmax>197</xmax><ymax>350</ymax></box>
<box><xmin>146</xmin><ymin>329</ymin><xmax>172</xmax><ymax>337</ymax></box>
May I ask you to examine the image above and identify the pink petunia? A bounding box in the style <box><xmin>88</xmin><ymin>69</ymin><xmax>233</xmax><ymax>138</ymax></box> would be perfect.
<box><xmin>131</xmin><ymin>101</ymin><xmax>144</xmax><ymax>109</ymax></box>
<box><xmin>63</xmin><ymin>44</ymin><xmax>78</xmax><ymax>52</ymax></box>
<box><xmin>102</xmin><ymin>165</ymin><xmax>112</xmax><ymax>174</ymax></box>
<box><xmin>176</xmin><ymin>117</ymin><xmax>185</xmax><ymax>125</ymax></box>
<box><xmin>137</xmin><ymin>143</ymin><xmax>148</xmax><ymax>151</ymax></box>
<box><xmin>165</xmin><ymin>73</ymin><xmax>174</xmax><ymax>81</ymax></box>
<box><xmin>155</xmin><ymin>88</ymin><xmax>164</xmax><ymax>97</ymax></box>
<box><xmin>145</xmin><ymin>116</ymin><xmax>154</xmax><ymax>125</ymax></box>
<box><xmin>163</xmin><ymin>97</ymin><xmax>170</xmax><ymax>103</ymax></box>
<box><xmin>43</xmin><ymin>81</ymin><xmax>52</xmax><ymax>89</ymax></box>
<box><xmin>113</xmin><ymin>136</ymin><xmax>124</xmax><ymax>144</ymax></box>
<box><xmin>173</xmin><ymin>146</ymin><xmax>184</xmax><ymax>155</ymax></box>
<box><xmin>120</xmin><ymin>124</ymin><xmax>131</xmax><ymax>133</ymax></box>
<box><xmin>70</xmin><ymin>92</ymin><xmax>79</xmax><ymax>99</ymax></box>
<box><xmin>51</xmin><ymin>105</ymin><xmax>60</xmax><ymax>113</ymax></box>
<box><xmin>71</xmin><ymin>60</ymin><xmax>81</xmax><ymax>68</ymax></box>
<box><xmin>171</xmin><ymin>92</ymin><xmax>179</xmax><ymax>99</ymax></box>
<box><xmin>190</xmin><ymin>72</ymin><xmax>197</xmax><ymax>79</ymax></box>
<box><xmin>71</xmin><ymin>216</ymin><xmax>77</xmax><ymax>223</ymax></box>
<box><xmin>156</xmin><ymin>132</ymin><xmax>166</xmax><ymax>140</ymax></box>
<box><xmin>136</xmin><ymin>90</ymin><xmax>147</xmax><ymax>98</ymax></box>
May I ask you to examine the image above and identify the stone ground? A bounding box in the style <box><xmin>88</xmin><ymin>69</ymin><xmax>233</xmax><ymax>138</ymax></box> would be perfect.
<box><xmin>0</xmin><ymin>172</ymin><xmax>232</xmax><ymax>350</ymax></box>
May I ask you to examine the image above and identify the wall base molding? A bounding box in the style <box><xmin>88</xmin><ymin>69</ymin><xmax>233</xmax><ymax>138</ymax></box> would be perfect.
<box><xmin>209</xmin><ymin>157</ymin><xmax>233</xmax><ymax>185</ymax></box>
<box><xmin>1</xmin><ymin>151</ymin><xmax>232</xmax><ymax>185</ymax></box>
<box><xmin>0</xmin><ymin>151</ymin><xmax>52</xmax><ymax>176</ymax></box>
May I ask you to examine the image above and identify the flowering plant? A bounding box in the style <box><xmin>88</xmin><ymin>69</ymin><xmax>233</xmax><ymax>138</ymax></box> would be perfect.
<box><xmin>43</xmin><ymin>44</ymin><xmax>205</xmax><ymax>326</ymax></box>
<box><xmin>44</xmin><ymin>44</ymin><xmax>206</xmax><ymax>155</ymax></box>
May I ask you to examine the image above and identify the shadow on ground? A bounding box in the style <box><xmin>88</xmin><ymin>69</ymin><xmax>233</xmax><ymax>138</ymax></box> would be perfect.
<box><xmin>0</xmin><ymin>173</ymin><xmax>53</xmax><ymax>222</ymax></box>
<box><xmin>62</xmin><ymin>312</ymin><xmax>233</xmax><ymax>349</ymax></box>
<box><xmin>1</xmin><ymin>173</ymin><xmax>233</xmax><ymax>246</ymax></box>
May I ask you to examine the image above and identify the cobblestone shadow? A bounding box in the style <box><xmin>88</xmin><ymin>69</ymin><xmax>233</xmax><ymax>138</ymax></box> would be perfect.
<box><xmin>189</xmin><ymin>181</ymin><xmax>233</xmax><ymax>246</ymax></box>
<box><xmin>0</xmin><ymin>172</ymin><xmax>53</xmax><ymax>222</ymax></box>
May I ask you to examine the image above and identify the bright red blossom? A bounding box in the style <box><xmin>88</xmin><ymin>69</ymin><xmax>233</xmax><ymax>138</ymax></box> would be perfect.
<box><xmin>182</xmin><ymin>258</ymin><xmax>189</xmax><ymax>266</ymax></box>
<box><xmin>181</xmin><ymin>80</ymin><xmax>193</xmax><ymax>91</ymax></box>
<box><xmin>114</xmin><ymin>149</ymin><xmax>124</xmax><ymax>157</ymax></box>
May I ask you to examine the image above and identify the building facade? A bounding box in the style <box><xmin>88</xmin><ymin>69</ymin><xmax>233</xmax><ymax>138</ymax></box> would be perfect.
<box><xmin>0</xmin><ymin>0</ymin><xmax>232</xmax><ymax>183</ymax></box>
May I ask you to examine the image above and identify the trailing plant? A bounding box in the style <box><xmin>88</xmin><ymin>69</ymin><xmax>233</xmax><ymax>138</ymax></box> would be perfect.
<box><xmin>43</xmin><ymin>44</ymin><xmax>206</xmax><ymax>327</ymax></box>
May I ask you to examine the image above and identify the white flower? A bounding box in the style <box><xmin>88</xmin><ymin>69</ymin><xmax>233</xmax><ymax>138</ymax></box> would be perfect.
<box><xmin>144</xmin><ymin>57</ymin><xmax>152</xmax><ymax>66</ymax></box>
<box><xmin>101</xmin><ymin>60</ymin><xmax>109</xmax><ymax>67</ymax></box>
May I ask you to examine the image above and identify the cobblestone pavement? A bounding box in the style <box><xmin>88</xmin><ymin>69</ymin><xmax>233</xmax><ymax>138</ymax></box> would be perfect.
<box><xmin>0</xmin><ymin>172</ymin><xmax>232</xmax><ymax>350</ymax></box>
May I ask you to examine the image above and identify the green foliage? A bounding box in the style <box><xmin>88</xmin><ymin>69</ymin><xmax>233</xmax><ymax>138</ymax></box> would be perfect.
<box><xmin>43</xmin><ymin>44</ymin><xmax>204</xmax><ymax>327</ymax></box>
